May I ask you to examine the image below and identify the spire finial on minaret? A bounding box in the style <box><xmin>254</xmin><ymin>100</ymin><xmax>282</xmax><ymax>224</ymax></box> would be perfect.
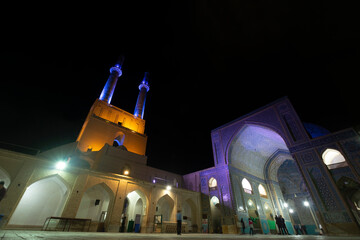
<box><xmin>134</xmin><ymin>72</ymin><xmax>150</xmax><ymax>119</ymax></box>
<box><xmin>99</xmin><ymin>57</ymin><xmax>124</xmax><ymax>104</ymax></box>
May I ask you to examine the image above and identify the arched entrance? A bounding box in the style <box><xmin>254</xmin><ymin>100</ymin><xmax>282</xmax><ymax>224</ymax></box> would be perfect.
<box><xmin>76</xmin><ymin>183</ymin><xmax>113</xmax><ymax>231</ymax></box>
<box><xmin>228</xmin><ymin>124</ymin><xmax>319</xmax><ymax>235</ymax></box>
<box><xmin>8</xmin><ymin>175</ymin><xmax>69</xmax><ymax>228</ymax></box>
<box><xmin>337</xmin><ymin>176</ymin><xmax>360</xmax><ymax>225</ymax></box>
<box><xmin>210</xmin><ymin>196</ymin><xmax>222</xmax><ymax>233</ymax></box>
<box><xmin>121</xmin><ymin>190</ymin><xmax>147</xmax><ymax>232</ymax></box>
<box><xmin>156</xmin><ymin>194</ymin><xmax>174</xmax><ymax>222</ymax></box>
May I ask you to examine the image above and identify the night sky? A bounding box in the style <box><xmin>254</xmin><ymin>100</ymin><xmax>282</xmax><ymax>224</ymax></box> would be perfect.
<box><xmin>1</xmin><ymin>2</ymin><xmax>359</xmax><ymax>175</ymax></box>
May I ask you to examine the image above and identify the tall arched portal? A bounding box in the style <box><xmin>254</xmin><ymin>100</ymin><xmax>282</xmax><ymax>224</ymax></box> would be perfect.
<box><xmin>8</xmin><ymin>175</ymin><xmax>69</xmax><ymax>227</ymax></box>
<box><xmin>228</xmin><ymin>124</ymin><xmax>319</xmax><ymax>234</ymax></box>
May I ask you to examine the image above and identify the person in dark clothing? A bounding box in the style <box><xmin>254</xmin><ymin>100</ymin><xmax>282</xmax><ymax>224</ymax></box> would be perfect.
<box><xmin>240</xmin><ymin>218</ymin><xmax>245</xmax><ymax>234</ymax></box>
<box><xmin>275</xmin><ymin>215</ymin><xmax>281</xmax><ymax>234</ymax></box>
<box><xmin>176</xmin><ymin>210</ymin><xmax>182</xmax><ymax>235</ymax></box>
<box><xmin>280</xmin><ymin>215</ymin><xmax>289</xmax><ymax>234</ymax></box>
<box><xmin>0</xmin><ymin>181</ymin><xmax>6</xmax><ymax>202</ymax></box>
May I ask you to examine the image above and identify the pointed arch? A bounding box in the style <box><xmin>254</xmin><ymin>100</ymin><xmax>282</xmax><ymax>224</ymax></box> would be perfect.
<box><xmin>322</xmin><ymin>148</ymin><xmax>348</xmax><ymax>169</ymax></box>
<box><xmin>8</xmin><ymin>174</ymin><xmax>70</xmax><ymax>227</ymax></box>
<box><xmin>76</xmin><ymin>182</ymin><xmax>114</xmax><ymax>222</ymax></box>
<box><xmin>208</xmin><ymin>177</ymin><xmax>217</xmax><ymax>188</ymax></box>
<box><xmin>156</xmin><ymin>194</ymin><xmax>175</xmax><ymax>221</ymax></box>
<box><xmin>242</xmin><ymin>178</ymin><xmax>252</xmax><ymax>194</ymax></box>
<box><xmin>258</xmin><ymin>184</ymin><xmax>267</xmax><ymax>198</ymax></box>
<box><xmin>125</xmin><ymin>189</ymin><xmax>148</xmax><ymax>222</ymax></box>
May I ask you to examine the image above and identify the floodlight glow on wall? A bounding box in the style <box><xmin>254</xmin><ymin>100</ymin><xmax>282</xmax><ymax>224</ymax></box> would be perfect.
<box><xmin>304</xmin><ymin>201</ymin><xmax>310</xmax><ymax>207</ymax></box>
<box><xmin>123</xmin><ymin>170</ymin><xmax>129</xmax><ymax>175</ymax></box>
<box><xmin>166</xmin><ymin>185</ymin><xmax>172</xmax><ymax>191</ymax></box>
<box><xmin>55</xmin><ymin>161</ymin><xmax>67</xmax><ymax>170</ymax></box>
<box><xmin>289</xmin><ymin>209</ymin><xmax>294</xmax><ymax>213</ymax></box>
<box><xmin>283</xmin><ymin>203</ymin><xmax>288</xmax><ymax>208</ymax></box>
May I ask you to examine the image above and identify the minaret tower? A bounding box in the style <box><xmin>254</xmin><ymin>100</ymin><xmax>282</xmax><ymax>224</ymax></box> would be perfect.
<box><xmin>99</xmin><ymin>63</ymin><xmax>122</xmax><ymax>104</ymax></box>
<box><xmin>134</xmin><ymin>72</ymin><xmax>150</xmax><ymax>119</ymax></box>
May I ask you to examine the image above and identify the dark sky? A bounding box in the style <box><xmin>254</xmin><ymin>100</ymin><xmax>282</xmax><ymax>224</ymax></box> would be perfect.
<box><xmin>1</xmin><ymin>2</ymin><xmax>359</xmax><ymax>174</ymax></box>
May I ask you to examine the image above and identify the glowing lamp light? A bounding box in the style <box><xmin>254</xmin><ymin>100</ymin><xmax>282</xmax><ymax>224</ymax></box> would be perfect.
<box><xmin>289</xmin><ymin>209</ymin><xmax>294</xmax><ymax>213</ymax></box>
<box><xmin>304</xmin><ymin>201</ymin><xmax>310</xmax><ymax>207</ymax></box>
<box><xmin>152</xmin><ymin>179</ymin><xmax>156</xmax><ymax>184</ymax></box>
<box><xmin>166</xmin><ymin>185</ymin><xmax>172</xmax><ymax>191</ymax></box>
<box><xmin>248</xmin><ymin>201</ymin><xmax>253</xmax><ymax>206</ymax></box>
<box><xmin>284</xmin><ymin>203</ymin><xmax>288</xmax><ymax>208</ymax></box>
<box><xmin>55</xmin><ymin>161</ymin><xmax>67</xmax><ymax>170</ymax></box>
<box><xmin>265</xmin><ymin>205</ymin><xmax>268</xmax><ymax>210</ymax></box>
<box><xmin>123</xmin><ymin>170</ymin><xmax>129</xmax><ymax>175</ymax></box>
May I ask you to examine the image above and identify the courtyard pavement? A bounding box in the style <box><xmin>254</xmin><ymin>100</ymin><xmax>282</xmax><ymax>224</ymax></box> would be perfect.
<box><xmin>1</xmin><ymin>231</ymin><xmax>360</xmax><ymax>240</ymax></box>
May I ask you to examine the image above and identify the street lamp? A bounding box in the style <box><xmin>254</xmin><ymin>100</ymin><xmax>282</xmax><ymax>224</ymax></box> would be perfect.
<box><xmin>55</xmin><ymin>161</ymin><xmax>67</xmax><ymax>170</ymax></box>
<box><xmin>166</xmin><ymin>185</ymin><xmax>172</xmax><ymax>191</ymax></box>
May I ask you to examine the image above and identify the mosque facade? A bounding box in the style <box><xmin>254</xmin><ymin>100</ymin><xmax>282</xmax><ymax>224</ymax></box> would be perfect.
<box><xmin>0</xmin><ymin>63</ymin><xmax>360</xmax><ymax>235</ymax></box>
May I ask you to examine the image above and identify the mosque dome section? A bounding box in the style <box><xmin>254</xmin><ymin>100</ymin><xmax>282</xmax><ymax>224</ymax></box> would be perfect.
<box><xmin>303</xmin><ymin>122</ymin><xmax>330</xmax><ymax>139</ymax></box>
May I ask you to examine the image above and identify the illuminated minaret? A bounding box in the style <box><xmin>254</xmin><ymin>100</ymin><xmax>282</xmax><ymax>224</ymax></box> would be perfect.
<box><xmin>99</xmin><ymin>63</ymin><xmax>122</xmax><ymax>104</ymax></box>
<box><xmin>134</xmin><ymin>72</ymin><xmax>150</xmax><ymax>119</ymax></box>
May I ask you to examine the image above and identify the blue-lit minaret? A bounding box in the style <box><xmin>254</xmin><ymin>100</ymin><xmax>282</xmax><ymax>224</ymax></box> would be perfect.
<box><xmin>99</xmin><ymin>63</ymin><xmax>122</xmax><ymax>104</ymax></box>
<box><xmin>134</xmin><ymin>72</ymin><xmax>150</xmax><ymax>119</ymax></box>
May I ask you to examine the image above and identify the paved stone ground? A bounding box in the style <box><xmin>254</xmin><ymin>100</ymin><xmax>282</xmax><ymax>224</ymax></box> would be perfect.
<box><xmin>1</xmin><ymin>231</ymin><xmax>360</xmax><ymax>240</ymax></box>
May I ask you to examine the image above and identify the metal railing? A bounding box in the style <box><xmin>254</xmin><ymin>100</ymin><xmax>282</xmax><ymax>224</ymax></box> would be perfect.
<box><xmin>42</xmin><ymin>217</ymin><xmax>91</xmax><ymax>232</ymax></box>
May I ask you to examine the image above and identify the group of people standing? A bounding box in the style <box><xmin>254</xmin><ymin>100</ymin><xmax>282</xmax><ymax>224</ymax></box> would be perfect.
<box><xmin>238</xmin><ymin>215</ymin><xmax>290</xmax><ymax>235</ymax></box>
<box><xmin>275</xmin><ymin>215</ymin><xmax>289</xmax><ymax>235</ymax></box>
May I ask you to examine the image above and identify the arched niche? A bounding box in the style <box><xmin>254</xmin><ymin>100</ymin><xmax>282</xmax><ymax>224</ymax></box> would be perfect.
<box><xmin>208</xmin><ymin>177</ymin><xmax>217</xmax><ymax>189</ymax></box>
<box><xmin>182</xmin><ymin>198</ymin><xmax>197</xmax><ymax>232</ymax></box>
<box><xmin>258</xmin><ymin>184</ymin><xmax>267</xmax><ymax>198</ymax></box>
<box><xmin>113</xmin><ymin>131</ymin><xmax>125</xmax><ymax>147</ymax></box>
<box><xmin>9</xmin><ymin>175</ymin><xmax>69</xmax><ymax>227</ymax></box>
<box><xmin>124</xmin><ymin>189</ymin><xmax>148</xmax><ymax>225</ymax></box>
<box><xmin>76</xmin><ymin>183</ymin><xmax>114</xmax><ymax>222</ymax></box>
<box><xmin>242</xmin><ymin>178</ymin><xmax>252</xmax><ymax>194</ymax></box>
<box><xmin>156</xmin><ymin>194</ymin><xmax>174</xmax><ymax>221</ymax></box>
<box><xmin>209</xmin><ymin>196</ymin><xmax>221</xmax><ymax>233</ymax></box>
<box><xmin>322</xmin><ymin>148</ymin><xmax>348</xmax><ymax>169</ymax></box>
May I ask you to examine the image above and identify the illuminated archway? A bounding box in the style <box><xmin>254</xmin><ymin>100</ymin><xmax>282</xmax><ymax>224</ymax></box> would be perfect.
<box><xmin>322</xmin><ymin>148</ymin><xmax>347</xmax><ymax>169</ymax></box>
<box><xmin>9</xmin><ymin>175</ymin><xmax>69</xmax><ymax>227</ymax></box>
<box><xmin>242</xmin><ymin>178</ymin><xmax>252</xmax><ymax>194</ymax></box>
<box><xmin>209</xmin><ymin>177</ymin><xmax>217</xmax><ymax>188</ymax></box>
<box><xmin>258</xmin><ymin>184</ymin><xmax>267</xmax><ymax>198</ymax></box>
<box><xmin>76</xmin><ymin>183</ymin><xmax>113</xmax><ymax>223</ymax></box>
<box><xmin>156</xmin><ymin>194</ymin><xmax>174</xmax><ymax>221</ymax></box>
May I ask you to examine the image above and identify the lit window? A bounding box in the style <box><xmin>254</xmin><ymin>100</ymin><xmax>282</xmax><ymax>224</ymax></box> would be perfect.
<box><xmin>242</xmin><ymin>178</ymin><xmax>252</xmax><ymax>194</ymax></box>
<box><xmin>209</xmin><ymin>177</ymin><xmax>217</xmax><ymax>188</ymax></box>
<box><xmin>258</xmin><ymin>184</ymin><xmax>267</xmax><ymax>197</ymax></box>
<box><xmin>322</xmin><ymin>149</ymin><xmax>347</xmax><ymax>169</ymax></box>
<box><xmin>210</xmin><ymin>196</ymin><xmax>220</xmax><ymax>206</ymax></box>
